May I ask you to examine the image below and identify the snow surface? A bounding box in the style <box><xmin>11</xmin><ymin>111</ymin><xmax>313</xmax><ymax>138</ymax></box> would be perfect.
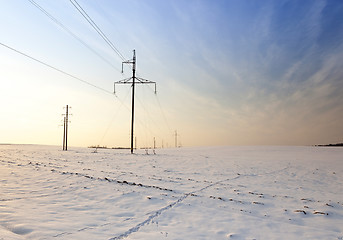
<box><xmin>0</xmin><ymin>145</ymin><xmax>342</xmax><ymax>239</ymax></box>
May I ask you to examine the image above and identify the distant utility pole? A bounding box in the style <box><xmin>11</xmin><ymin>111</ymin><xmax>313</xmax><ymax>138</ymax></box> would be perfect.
<box><xmin>114</xmin><ymin>50</ymin><xmax>157</xmax><ymax>154</ymax></box>
<box><xmin>153</xmin><ymin>137</ymin><xmax>156</xmax><ymax>149</ymax></box>
<box><xmin>62</xmin><ymin>105</ymin><xmax>71</xmax><ymax>151</ymax></box>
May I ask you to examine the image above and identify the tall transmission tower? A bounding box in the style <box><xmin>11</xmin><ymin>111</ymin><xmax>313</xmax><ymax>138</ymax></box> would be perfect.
<box><xmin>114</xmin><ymin>50</ymin><xmax>156</xmax><ymax>154</ymax></box>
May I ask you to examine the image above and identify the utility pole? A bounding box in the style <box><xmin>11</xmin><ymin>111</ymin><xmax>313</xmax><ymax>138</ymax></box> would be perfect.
<box><xmin>62</xmin><ymin>105</ymin><xmax>70</xmax><ymax>151</ymax></box>
<box><xmin>65</xmin><ymin>105</ymin><xmax>69</xmax><ymax>151</ymax></box>
<box><xmin>63</xmin><ymin>116</ymin><xmax>66</xmax><ymax>151</ymax></box>
<box><xmin>153</xmin><ymin>137</ymin><xmax>156</xmax><ymax>149</ymax></box>
<box><xmin>114</xmin><ymin>50</ymin><xmax>157</xmax><ymax>154</ymax></box>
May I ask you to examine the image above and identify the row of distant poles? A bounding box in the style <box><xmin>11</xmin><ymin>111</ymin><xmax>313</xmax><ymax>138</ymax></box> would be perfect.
<box><xmin>142</xmin><ymin>130</ymin><xmax>180</xmax><ymax>149</ymax></box>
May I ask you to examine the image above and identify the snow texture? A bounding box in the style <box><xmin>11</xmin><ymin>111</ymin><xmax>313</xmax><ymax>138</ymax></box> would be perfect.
<box><xmin>0</xmin><ymin>145</ymin><xmax>342</xmax><ymax>239</ymax></box>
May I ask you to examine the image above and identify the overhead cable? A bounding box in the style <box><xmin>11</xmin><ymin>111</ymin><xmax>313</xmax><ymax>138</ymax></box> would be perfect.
<box><xmin>0</xmin><ymin>42</ymin><xmax>114</xmax><ymax>96</ymax></box>
<box><xmin>69</xmin><ymin>0</ymin><xmax>126</xmax><ymax>61</ymax></box>
<box><xmin>27</xmin><ymin>0</ymin><xmax>121</xmax><ymax>73</ymax></box>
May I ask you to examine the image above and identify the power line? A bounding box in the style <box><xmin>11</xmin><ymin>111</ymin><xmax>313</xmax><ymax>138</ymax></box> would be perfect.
<box><xmin>96</xmin><ymin>87</ymin><xmax>132</xmax><ymax>148</ymax></box>
<box><xmin>0</xmin><ymin>42</ymin><xmax>114</xmax><ymax>95</ymax></box>
<box><xmin>135</xmin><ymin>95</ymin><xmax>163</xmax><ymax>137</ymax></box>
<box><xmin>154</xmin><ymin>93</ymin><xmax>173</xmax><ymax>134</ymax></box>
<box><xmin>69</xmin><ymin>0</ymin><xmax>126</xmax><ymax>62</ymax></box>
<box><xmin>140</xmin><ymin>84</ymin><xmax>173</xmax><ymax>135</ymax></box>
<box><xmin>27</xmin><ymin>0</ymin><xmax>121</xmax><ymax>73</ymax></box>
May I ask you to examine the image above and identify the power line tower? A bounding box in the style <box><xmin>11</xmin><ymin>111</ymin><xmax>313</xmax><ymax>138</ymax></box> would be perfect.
<box><xmin>62</xmin><ymin>105</ymin><xmax>71</xmax><ymax>151</ymax></box>
<box><xmin>114</xmin><ymin>50</ymin><xmax>156</xmax><ymax>154</ymax></box>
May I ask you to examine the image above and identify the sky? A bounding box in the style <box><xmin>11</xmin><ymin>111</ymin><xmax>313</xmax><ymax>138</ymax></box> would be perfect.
<box><xmin>1</xmin><ymin>0</ymin><xmax>343</xmax><ymax>148</ymax></box>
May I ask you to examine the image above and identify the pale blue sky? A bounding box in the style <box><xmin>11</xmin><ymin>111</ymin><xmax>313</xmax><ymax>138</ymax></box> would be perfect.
<box><xmin>1</xmin><ymin>0</ymin><xmax>343</xmax><ymax>147</ymax></box>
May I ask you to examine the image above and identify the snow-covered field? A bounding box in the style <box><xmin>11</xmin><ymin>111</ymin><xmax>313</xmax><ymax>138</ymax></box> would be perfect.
<box><xmin>0</xmin><ymin>145</ymin><xmax>342</xmax><ymax>239</ymax></box>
